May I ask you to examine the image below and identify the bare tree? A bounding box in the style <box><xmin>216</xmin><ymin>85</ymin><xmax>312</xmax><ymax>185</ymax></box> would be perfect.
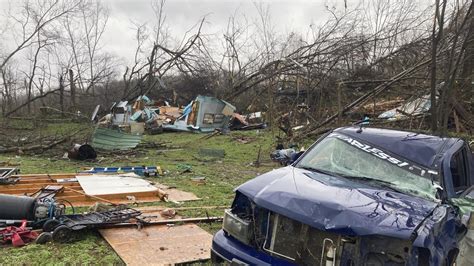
<box><xmin>61</xmin><ymin>0</ymin><xmax>111</xmax><ymax>96</ymax></box>
<box><xmin>0</xmin><ymin>0</ymin><xmax>81</xmax><ymax>70</ymax></box>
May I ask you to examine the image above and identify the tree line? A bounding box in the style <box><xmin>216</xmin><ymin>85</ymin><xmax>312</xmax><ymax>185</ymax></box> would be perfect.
<box><xmin>0</xmin><ymin>0</ymin><xmax>472</xmax><ymax>136</ymax></box>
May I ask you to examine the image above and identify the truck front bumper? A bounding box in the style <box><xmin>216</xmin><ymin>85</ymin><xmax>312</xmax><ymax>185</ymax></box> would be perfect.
<box><xmin>211</xmin><ymin>229</ymin><xmax>295</xmax><ymax>265</ymax></box>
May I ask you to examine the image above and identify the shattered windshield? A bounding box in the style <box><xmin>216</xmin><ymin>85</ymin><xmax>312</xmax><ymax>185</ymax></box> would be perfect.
<box><xmin>296</xmin><ymin>134</ymin><xmax>439</xmax><ymax>201</ymax></box>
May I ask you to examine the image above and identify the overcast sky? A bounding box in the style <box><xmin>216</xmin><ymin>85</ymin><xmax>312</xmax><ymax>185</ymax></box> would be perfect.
<box><xmin>101</xmin><ymin>0</ymin><xmax>345</xmax><ymax>63</ymax></box>
<box><xmin>0</xmin><ymin>0</ymin><xmax>432</xmax><ymax>69</ymax></box>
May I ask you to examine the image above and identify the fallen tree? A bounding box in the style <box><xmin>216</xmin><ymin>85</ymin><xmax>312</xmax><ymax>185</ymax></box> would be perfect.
<box><xmin>299</xmin><ymin>58</ymin><xmax>432</xmax><ymax>138</ymax></box>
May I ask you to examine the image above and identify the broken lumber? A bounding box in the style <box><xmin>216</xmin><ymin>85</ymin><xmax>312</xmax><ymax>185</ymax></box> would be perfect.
<box><xmin>114</xmin><ymin>216</ymin><xmax>223</xmax><ymax>227</ymax></box>
<box><xmin>63</xmin><ymin>186</ymin><xmax>118</xmax><ymax>206</ymax></box>
<box><xmin>138</xmin><ymin>205</ymin><xmax>229</xmax><ymax>213</ymax></box>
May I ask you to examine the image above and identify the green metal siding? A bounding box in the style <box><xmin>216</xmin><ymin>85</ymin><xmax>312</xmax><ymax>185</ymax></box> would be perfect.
<box><xmin>91</xmin><ymin>127</ymin><xmax>142</xmax><ymax>150</ymax></box>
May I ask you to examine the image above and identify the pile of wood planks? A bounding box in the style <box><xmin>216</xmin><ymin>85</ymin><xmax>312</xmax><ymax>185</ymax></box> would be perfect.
<box><xmin>0</xmin><ymin>173</ymin><xmax>167</xmax><ymax>207</ymax></box>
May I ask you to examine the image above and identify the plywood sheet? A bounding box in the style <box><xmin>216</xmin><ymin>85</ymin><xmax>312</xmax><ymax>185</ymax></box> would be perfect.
<box><xmin>76</xmin><ymin>173</ymin><xmax>158</xmax><ymax>196</ymax></box>
<box><xmin>99</xmin><ymin>224</ymin><xmax>212</xmax><ymax>265</ymax></box>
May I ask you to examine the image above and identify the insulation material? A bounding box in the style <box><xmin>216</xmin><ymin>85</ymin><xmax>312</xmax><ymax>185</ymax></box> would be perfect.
<box><xmin>378</xmin><ymin>94</ymin><xmax>431</xmax><ymax>120</ymax></box>
<box><xmin>99</xmin><ymin>224</ymin><xmax>212</xmax><ymax>265</ymax></box>
<box><xmin>155</xmin><ymin>184</ymin><xmax>200</xmax><ymax>202</ymax></box>
<box><xmin>76</xmin><ymin>173</ymin><xmax>158</xmax><ymax>196</ymax></box>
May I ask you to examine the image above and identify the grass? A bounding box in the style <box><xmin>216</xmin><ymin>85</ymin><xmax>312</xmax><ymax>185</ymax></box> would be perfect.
<box><xmin>0</xmin><ymin>122</ymin><xmax>292</xmax><ymax>265</ymax></box>
<box><xmin>1</xmin><ymin>122</ymin><xmax>471</xmax><ymax>264</ymax></box>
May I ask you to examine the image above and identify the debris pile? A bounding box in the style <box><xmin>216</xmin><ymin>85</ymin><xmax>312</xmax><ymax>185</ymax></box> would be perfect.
<box><xmin>0</xmin><ymin>166</ymin><xmax>223</xmax><ymax>264</ymax></box>
<box><xmin>230</xmin><ymin>111</ymin><xmax>267</xmax><ymax>130</ymax></box>
<box><xmin>95</xmin><ymin>94</ymin><xmax>265</xmax><ymax>137</ymax></box>
<box><xmin>162</xmin><ymin>95</ymin><xmax>236</xmax><ymax>133</ymax></box>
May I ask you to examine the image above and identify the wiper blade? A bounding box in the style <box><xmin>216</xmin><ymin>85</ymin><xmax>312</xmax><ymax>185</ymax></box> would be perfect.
<box><xmin>339</xmin><ymin>174</ymin><xmax>405</xmax><ymax>193</ymax></box>
<box><xmin>299</xmin><ymin>166</ymin><xmax>335</xmax><ymax>177</ymax></box>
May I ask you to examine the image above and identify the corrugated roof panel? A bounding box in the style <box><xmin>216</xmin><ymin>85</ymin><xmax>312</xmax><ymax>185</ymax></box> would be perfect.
<box><xmin>91</xmin><ymin>127</ymin><xmax>142</xmax><ymax>150</ymax></box>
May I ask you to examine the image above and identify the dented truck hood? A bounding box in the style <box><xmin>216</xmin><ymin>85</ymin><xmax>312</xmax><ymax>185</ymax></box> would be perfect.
<box><xmin>237</xmin><ymin>166</ymin><xmax>438</xmax><ymax>240</ymax></box>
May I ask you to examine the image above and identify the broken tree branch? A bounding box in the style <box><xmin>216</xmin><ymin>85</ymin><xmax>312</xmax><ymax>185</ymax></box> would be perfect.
<box><xmin>4</xmin><ymin>88</ymin><xmax>61</xmax><ymax>117</ymax></box>
<box><xmin>310</xmin><ymin>58</ymin><xmax>431</xmax><ymax>130</ymax></box>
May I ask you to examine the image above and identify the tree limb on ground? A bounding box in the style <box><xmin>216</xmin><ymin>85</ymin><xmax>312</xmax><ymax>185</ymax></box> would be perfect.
<box><xmin>4</xmin><ymin>88</ymin><xmax>61</xmax><ymax>117</ymax></box>
<box><xmin>0</xmin><ymin>129</ymin><xmax>84</xmax><ymax>154</ymax></box>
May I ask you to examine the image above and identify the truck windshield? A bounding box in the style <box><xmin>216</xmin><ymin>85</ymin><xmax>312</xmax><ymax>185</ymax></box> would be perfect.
<box><xmin>296</xmin><ymin>134</ymin><xmax>438</xmax><ymax>201</ymax></box>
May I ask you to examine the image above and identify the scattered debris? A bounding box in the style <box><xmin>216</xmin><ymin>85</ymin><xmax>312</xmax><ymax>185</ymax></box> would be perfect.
<box><xmin>67</xmin><ymin>144</ymin><xmax>97</xmax><ymax>161</ymax></box>
<box><xmin>177</xmin><ymin>164</ymin><xmax>193</xmax><ymax>174</ymax></box>
<box><xmin>159</xmin><ymin>208</ymin><xmax>177</xmax><ymax>219</ymax></box>
<box><xmin>233</xmin><ymin>136</ymin><xmax>255</xmax><ymax>144</ymax></box>
<box><xmin>190</xmin><ymin>176</ymin><xmax>206</xmax><ymax>185</ymax></box>
<box><xmin>41</xmin><ymin>207</ymin><xmax>141</xmax><ymax>243</ymax></box>
<box><xmin>0</xmin><ymin>220</ymin><xmax>37</xmax><ymax>247</ymax></box>
<box><xmin>378</xmin><ymin>94</ymin><xmax>431</xmax><ymax>120</ymax></box>
<box><xmin>0</xmin><ymin>168</ymin><xmax>20</xmax><ymax>185</ymax></box>
<box><xmin>163</xmin><ymin>95</ymin><xmax>236</xmax><ymax>133</ymax></box>
<box><xmin>230</xmin><ymin>111</ymin><xmax>267</xmax><ymax>130</ymax></box>
<box><xmin>155</xmin><ymin>184</ymin><xmax>201</xmax><ymax>202</ymax></box>
<box><xmin>81</xmin><ymin>166</ymin><xmax>163</xmax><ymax>177</ymax></box>
<box><xmin>270</xmin><ymin>145</ymin><xmax>304</xmax><ymax>165</ymax></box>
<box><xmin>96</xmin><ymin>95</ymin><xmax>178</xmax><ymax>134</ymax></box>
<box><xmin>0</xmin><ymin>172</ymin><xmax>199</xmax><ymax>206</ymax></box>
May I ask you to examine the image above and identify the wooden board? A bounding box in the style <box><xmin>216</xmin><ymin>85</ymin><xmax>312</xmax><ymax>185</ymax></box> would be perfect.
<box><xmin>99</xmin><ymin>224</ymin><xmax>213</xmax><ymax>265</ymax></box>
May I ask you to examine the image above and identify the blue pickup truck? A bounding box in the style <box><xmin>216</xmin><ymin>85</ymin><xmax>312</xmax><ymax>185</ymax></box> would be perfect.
<box><xmin>212</xmin><ymin>127</ymin><xmax>474</xmax><ymax>265</ymax></box>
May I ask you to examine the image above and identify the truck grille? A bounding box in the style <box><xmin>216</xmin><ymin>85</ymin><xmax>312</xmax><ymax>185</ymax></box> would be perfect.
<box><xmin>259</xmin><ymin>212</ymin><xmax>341</xmax><ymax>265</ymax></box>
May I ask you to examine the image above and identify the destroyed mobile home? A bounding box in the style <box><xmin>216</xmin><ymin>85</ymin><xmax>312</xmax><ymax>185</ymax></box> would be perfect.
<box><xmin>88</xmin><ymin>94</ymin><xmax>264</xmax><ymax>151</ymax></box>
<box><xmin>94</xmin><ymin>94</ymin><xmax>261</xmax><ymax>135</ymax></box>
<box><xmin>212</xmin><ymin>126</ymin><xmax>474</xmax><ymax>265</ymax></box>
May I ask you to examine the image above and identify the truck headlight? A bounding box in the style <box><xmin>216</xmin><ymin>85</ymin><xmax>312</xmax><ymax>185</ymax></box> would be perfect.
<box><xmin>223</xmin><ymin>209</ymin><xmax>252</xmax><ymax>245</ymax></box>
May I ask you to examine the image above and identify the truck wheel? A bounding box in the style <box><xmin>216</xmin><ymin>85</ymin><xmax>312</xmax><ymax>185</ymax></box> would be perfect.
<box><xmin>35</xmin><ymin>232</ymin><xmax>52</xmax><ymax>244</ymax></box>
<box><xmin>43</xmin><ymin>219</ymin><xmax>60</xmax><ymax>232</ymax></box>
<box><xmin>52</xmin><ymin>225</ymin><xmax>73</xmax><ymax>243</ymax></box>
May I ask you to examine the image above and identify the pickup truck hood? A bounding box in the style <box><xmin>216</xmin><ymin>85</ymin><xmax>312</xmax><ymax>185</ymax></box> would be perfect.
<box><xmin>237</xmin><ymin>166</ymin><xmax>438</xmax><ymax>240</ymax></box>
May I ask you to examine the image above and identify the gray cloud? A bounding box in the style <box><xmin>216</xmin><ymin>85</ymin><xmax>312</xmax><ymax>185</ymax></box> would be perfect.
<box><xmin>102</xmin><ymin>0</ymin><xmax>332</xmax><ymax>63</ymax></box>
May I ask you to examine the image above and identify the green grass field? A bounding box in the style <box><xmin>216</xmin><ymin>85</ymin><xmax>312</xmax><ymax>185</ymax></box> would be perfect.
<box><xmin>0</xmin><ymin>122</ymin><xmax>295</xmax><ymax>265</ymax></box>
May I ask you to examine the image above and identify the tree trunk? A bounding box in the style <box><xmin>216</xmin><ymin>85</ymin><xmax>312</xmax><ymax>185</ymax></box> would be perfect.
<box><xmin>430</xmin><ymin>0</ymin><xmax>441</xmax><ymax>133</ymax></box>
<box><xmin>69</xmin><ymin>69</ymin><xmax>76</xmax><ymax>109</ymax></box>
<box><xmin>59</xmin><ymin>75</ymin><xmax>65</xmax><ymax>116</ymax></box>
<box><xmin>25</xmin><ymin>79</ymin><xmax>32</xmax><ymax>114</ymax></box>
<box><xmin>461</xmin><ymin>6</ymin><xmax>474</xmax><ymax>107</ymax></box>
